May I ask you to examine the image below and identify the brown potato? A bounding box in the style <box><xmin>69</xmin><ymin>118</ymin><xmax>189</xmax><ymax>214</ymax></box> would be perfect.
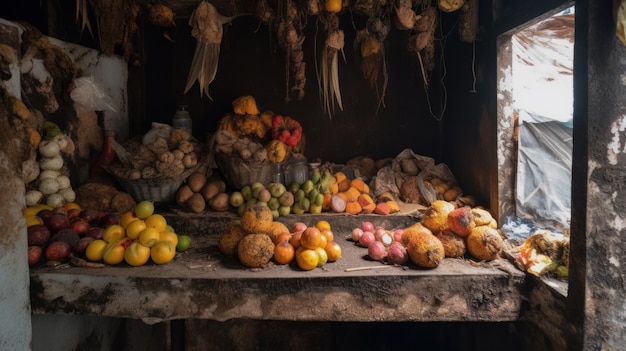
<box><xmin>186</xmin><ymin>193</ymin><xmax>206</xmax><ymax>213</ymax></box>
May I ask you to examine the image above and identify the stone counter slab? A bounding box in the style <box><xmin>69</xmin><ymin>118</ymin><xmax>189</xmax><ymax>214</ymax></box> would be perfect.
<box><xmin>30</xmin><ymin>211</ymin><xmax>526</xmax><ymax>324</ymax></box>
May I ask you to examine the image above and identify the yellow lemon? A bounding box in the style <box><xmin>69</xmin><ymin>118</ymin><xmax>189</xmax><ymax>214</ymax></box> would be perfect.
<box><xmin>120</xmin><ymin>211</ymin><xmax>139</xmax><ymax>228</ymax></box>
<box><xmin>159</xmin><ymin>230</ymin><xmax>179</xmax><ymax>247</ymax></box>
<box><xmin>145</xmin><ymin>214</ymin><xmax>167</xmax><ymax>232</ymax></box>
<box><xmin>151</xmin><ymin>241</ymin><xmax>176</xmax><ymax>264</ymax></box>
<box><xmin>125</xmin><ymin>219</ymin><xmax>147</xmax><ymax>240</ymax></box>
<box><xmin>103</xmin><ymin>224</ymin><xmax>126</xmax><ymax>243</ymax></box>
<box><xmin>26</xmin><ymin>215</ymin><xmax>44</xmax><ymax>227</ymax></box>
<box><xmin>138</xmin><ymin>227</ymin><xmax>161</xmax><ymax>247</ymax></box>
<box><xmin>85</xmin><ymin>239</ymin><xmax>108</xmax><ymax>261</ymax></box>
<box><xmin>124</xmin><ymin>241</ymin><xmax>151</xmax><ymax>266</ymax></box>
<box><xmin>102</xmin><ymin>240</ymin><xmax>126</xmax><ymax>265</ymax></box>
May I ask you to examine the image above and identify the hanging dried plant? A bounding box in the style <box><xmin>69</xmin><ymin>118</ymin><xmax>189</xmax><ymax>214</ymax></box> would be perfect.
<box><xmin>277</xmin><ymin>0</ymin><xmax>307</xmax><ymax>102</ymax></box>
<box><xmin>184</xmin><ymin>1</ymin><xmax>234</xmax><ymax>100</ymax></box>
<box><xmin>316</xmin><ymin>11</ymin><xmax>345</xmax><ymax>118</ymax></box>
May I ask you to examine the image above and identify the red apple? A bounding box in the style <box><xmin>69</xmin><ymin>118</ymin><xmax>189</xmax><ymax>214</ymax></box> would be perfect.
<box><xmin>292</xmin><ymin>222</ymin><xmax>308</xmax><ymax>233</ymax></box>
<box><xmin>85</xmin><ymin>226</ymin><xmax>104</xmax><ymax>239</ymax></box>
<box><xmin>27</xmin><ymin>225</ymin><xmax>50</xmax><ymax>246</ymax></box>
<box><xmin>66</xmin><ymin>208</ymin><xmax>81</xmax><ymax>219</ymax></box>
<box><xmin>99</xmin><ymin>212</ymin><xmax>121</xmax><ymax>227</ymax></box>
<box><xmin>79</xmin><ymin>209</ymin><xmax>101</xmax><ymax>223</ymax></box>
<box><xmin>44</xmin><ymin>241</ymin><xmax>71</xmax><ymax>261</ymax></box>
<box><xmin>44</xmin><ymin>213</ymin><xmax>70</xmax><ymax>232</ymax></box>
<box><xmin>28</xmin><ymin>246</ymin><xmax>42</xmax><ymax>266</ymax></box>
<box><xmin>70</xmin><ymin>218</ymin><xmax>90</xmax><ymax>236</ymax></box>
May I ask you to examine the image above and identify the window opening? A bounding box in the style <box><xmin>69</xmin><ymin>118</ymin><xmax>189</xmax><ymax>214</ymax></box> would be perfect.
<box><xmin>498</xmin><ymin>6</ymin><xmax>574</xmax><ymax>289</ymax></box>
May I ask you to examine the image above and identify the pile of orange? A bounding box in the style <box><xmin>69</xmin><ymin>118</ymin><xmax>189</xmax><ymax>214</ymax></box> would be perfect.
<box><xmin>273</xmin><ymin>220</ymin><xmax>342</xmax><ymax>270</ymax></box>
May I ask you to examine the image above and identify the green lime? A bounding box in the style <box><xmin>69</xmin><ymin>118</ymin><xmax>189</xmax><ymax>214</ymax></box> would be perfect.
<box><xmin>176</xmin><ymin>235</ymin><xmax>192</xmax><ymax>252</ymax></box>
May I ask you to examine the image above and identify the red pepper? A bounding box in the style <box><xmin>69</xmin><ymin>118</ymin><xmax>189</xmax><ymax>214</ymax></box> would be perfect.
<box><xmin>271</xmin><ymin>115</ymin><xmax>303</xmax><ymax>147</ymax></box>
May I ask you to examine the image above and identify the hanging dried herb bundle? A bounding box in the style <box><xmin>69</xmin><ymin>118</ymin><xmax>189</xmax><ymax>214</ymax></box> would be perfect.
<box><xmin>408</xmin><ymin>6</ymin><xmax>438</xmax><ymax>87</ymax></box>
<box><xmin>277</xmin><ymin>0</ymin><xmax>307</xmax><ymax>102</ymax></box>
<box><xmin>316</xmin><ymin>11</ymin><xmax>345</xmax><ymax>118</ymax></box>
<box><xmin>87</xmin><ymin>0</ymin><xmax>141</xmax><ymax>61</ymax></box>
<box><xmin>355</xmin><ymin>13</ymin><xmax>390</xmax><ymax>111</ymax></box>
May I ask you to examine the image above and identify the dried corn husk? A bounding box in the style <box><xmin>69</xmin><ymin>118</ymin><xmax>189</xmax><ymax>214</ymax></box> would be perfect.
<box><xmin>184</xmin><ymin>1</ymin><xmax>230</xmax><ymax>99</ymax></box>
<box><xmin>148</xmin><ymin>3</ymin><xmax>176</xmax><ymax>28</ymax></box>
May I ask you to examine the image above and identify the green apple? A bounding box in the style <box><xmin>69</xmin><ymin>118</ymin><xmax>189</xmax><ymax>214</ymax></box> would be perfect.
<box><xmin>299</xmin><ymin>197</ymin><xmax>311</xmax><ymax>212</ymax></box>
<box><xmin>237</xmin><ymin>204</ymin><xmax>247</xmax><ymax>217</ymax></box>
<box><xmin>310</xmin><ymin>169</ymin><xmax>321</xmax><ymax>184</ymax></box>
<box><xmin>308</xmin><ymin>188</ymin><xmax>319</xmax><ymax>203</ymax></box>
<box><xmin>292</xmin><ymin>203</ymin><xmax>305</xmax><ymax>215</ymax></box>
<box><xmin>256</xmin><ymin>201</ymin><xmax>268</xmax><ymax>208</ymax></box>
<box><xmin>252</xmin><ymin>185</ymin><xmax>266</xmax><ymax>199</ymax></box>
<box><xmin>288</xmin><ymin>181</ymin><xmax>301</xmax><ymax>193</ymax></box>
<box><xmin>246</xmin><ymin>198</ymin><xmax>258</xmax><ymax>207</ymax></box>
<box><xmin>301</xmin><ymin>179</ymin><xmax>314</xmax><ymax>195</ymax></box>
<box><xmin>309</xmin><ymin>203</ymin><xmax>322</xmax><ymax>214</ymax></box>
<box><xmin>270</xmin><ymin>209</ymin><xmax>280</xmax><ymax>220</ymax></box>
<box><xmin>278</xmin><ymin>205</ymin><xmax>291</xmax><ymax>216</ymax></box>
<box><xmin>269</xmin><ymin>182</ymin><xmax>286</xmax><ymax>198</ymax></box>
<box><xmin>279</xmin><ymin>191</ymin><xmax>295</xmax><ymax>207</ymax></box>
<box><xmin>229</xmin><ymin>191</ymin><xmax>244</xmax><ymax>207</ymax></box>
<box><xmin>313</xmin><ymin>193</ymin><xmax>324</xmax><ymax>207</ymax></box>
<box><xmin>294</xmin><ymin>189</ymin><xmax>305</xmax><ymax>203</ymax></box>
<box><xmin>268</xmin><ymin>197</ymin><xmax>280</xmax><ymax>210</ymax></box>
<box><xmin>251</xmin><ymin>181</ymin><xmax>265</xmax><ymax>192</ymax></box>
<box><xmin>241</xmin><ymin>186</ymin><xmax>252</xmax><ymax>201</ymax></box>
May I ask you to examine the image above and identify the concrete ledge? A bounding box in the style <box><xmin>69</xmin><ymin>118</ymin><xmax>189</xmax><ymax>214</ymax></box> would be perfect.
<box><xmin>30</xmin><ymin>212</ymin><xmax>527</xmax><ymax>324</ymax></box>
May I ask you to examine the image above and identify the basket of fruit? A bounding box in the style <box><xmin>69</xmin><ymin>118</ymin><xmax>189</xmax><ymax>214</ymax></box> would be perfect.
<box><xmin>106</xmin><ymin>124</ymin><xmax>207</xmax><ymax>202</ymax></box>
<box><xmin>212</xmin><ymin>95</ymin><xmax>305</xmax><ymax>189</ymax></box>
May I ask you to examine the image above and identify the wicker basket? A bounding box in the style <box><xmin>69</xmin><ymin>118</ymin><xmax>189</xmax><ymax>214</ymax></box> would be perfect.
<box><xmin>216</xmin><ymin>153</ymin><xmax>279</xmax><ymax>189</ymax></box>
<box><xmin>108</xmin><ymin>158</ymin><xmax>207</xmax><ymax>203</ymax></box>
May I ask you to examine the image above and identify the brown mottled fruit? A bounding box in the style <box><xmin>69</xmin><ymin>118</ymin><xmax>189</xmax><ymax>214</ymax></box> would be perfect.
<box><xmin>466</xmin><ymin>226</ymin><xmax>503</xmax><ymax>261</ymax></box>
<box><xmin>406</xmin><ymin>231</ymin><xmax>445</xmax><ymax>268</ymax></box>
<box><xmin>240</xmin><ymin>204</ymin><xmax>273</xmax><ymax>234</ymax></box>
<box><xmin>237</xmin><ymin>233</ymin><xmax>275</xmax><ymax>268</ymax></box>
<box><xmin>218</xmin><ymin>223</ymin><xmax>248</xmax><ymax>256</ymax></box>
<box><xmin>435</xmin><ymin>229</ymin><xmax>467</xmax><ymax>258</ymax></box>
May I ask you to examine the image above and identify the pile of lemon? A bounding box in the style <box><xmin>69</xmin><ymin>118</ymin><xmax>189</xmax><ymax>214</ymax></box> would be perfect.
<box><xmin>85</xmin><ymin>201</ymin><xmax>191</xmax><ymax>266</ymax></box>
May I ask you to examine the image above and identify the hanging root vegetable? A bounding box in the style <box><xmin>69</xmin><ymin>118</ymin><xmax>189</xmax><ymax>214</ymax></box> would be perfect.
<box><xmin>355</xmin><ymin>13</ymin><xmax>390</xmax><ymax>111</ymax></box>
<box><xmin>277</xmin><ymin>1</ymin><xmax>307</xmax><ymax>102</ymax></box>
<box><xmin>317</xmin><ymin>11</ymin><xmax>345</xmax><ymax>118</ymax></box>
<box><xmin>408</xmin><ymin>6</ymin><xmax>438</xmax><ymax>88</ymax></box>
<box><xmin>184</xmin><ymin>1</ymin><xmax>231</xmax><ymax>99</ymax></box>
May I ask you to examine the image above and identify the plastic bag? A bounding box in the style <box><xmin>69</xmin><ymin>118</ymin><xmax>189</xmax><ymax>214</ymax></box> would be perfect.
<box><xmin>70</xmin><ymin>76</ymin><xmax>117</xmax><ymax>112</ymax></box>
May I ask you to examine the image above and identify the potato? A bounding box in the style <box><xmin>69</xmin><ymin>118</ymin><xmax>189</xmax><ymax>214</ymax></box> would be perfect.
<box><xmin>187</xmin><ymin>171</ymin><xmax>207</xmax><ymax>192</ymax></box>
<box><xmin>176</xmin><ymin>185</ymin><xmax>194</xmax><ymax>207</ymax></box>
<box><xmin>209</xmin><ymin>192</ymin><xmax>230</xmax><ymax>212</ymax></box>
<box><xmin>186</xmin><ymin>193</ymin><xmax>206</xmax><ymax>213</ymax></box>
<box><xmin>201</xmin><ymin>180</ymin><xmax>226</xmax><ymax>202</ymax></box>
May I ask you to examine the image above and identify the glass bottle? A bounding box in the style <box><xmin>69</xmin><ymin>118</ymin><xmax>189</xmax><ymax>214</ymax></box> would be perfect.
<box><xmin>172</xmin><ymin>105</ymin><xmax>192</xmax><ymax>134</ymax></box>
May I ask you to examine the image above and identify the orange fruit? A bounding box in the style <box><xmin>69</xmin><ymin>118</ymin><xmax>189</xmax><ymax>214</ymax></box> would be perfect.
<box><xmin>300</xmin><ymin>227</ymin><xmax>322</xmax><ymax>249</ymax></box>
<box><xmin>315</xmin><ymin>247</ymin><xmax>328</xmax><ymax>267</ymax></box>
<box><xmin>315</xmin><ymin>220</ymin><xmax>331</xmax><ymax>232</ymax></box>
<box><xmin>295</xmin><ymin>247</ymin><xmax>319</xmax><ymax>271</ymax></box>
<box><xmin>325</xmin><ymin>241</ymin><xmax>342</xmax><ymax>262</ymax></box>
<box><xmin>318</xmin><ymin>234</ymin><xmax>328</xmax><ymax>251</ymax></box>
<box><xmin>145</xmin><ymin>214</ymin><xmax>167</xmax><ymax>232</ymax></box>
<box><xmin>320</xmin><ymin>229</ymin><xmax>334</xmax><ymax>242</ymax></box>
<box><xmin>273</xmin><ymin>240</ymin><xmax>295</xmax><ymax>265</ymax></box>
<box><xmin>290</xmin><ymin>230</ymin><xmax>303</xmax><ymax>249</ymax></box>
<box><xmin>273</xmin><ymin>232</ymin><xmax>292</xmax><ymax>245</ymax></box>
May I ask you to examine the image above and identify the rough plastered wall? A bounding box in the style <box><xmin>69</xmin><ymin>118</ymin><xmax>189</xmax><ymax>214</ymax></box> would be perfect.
<box><xmin>0</xmin><ymin>21</ymin><xmax>32</xmax><ymax>350</ymax></box>
<box><xmin>573</xmin><ymin>0</ymin><xmax>626</xmax><ymax>349</ymax></box>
